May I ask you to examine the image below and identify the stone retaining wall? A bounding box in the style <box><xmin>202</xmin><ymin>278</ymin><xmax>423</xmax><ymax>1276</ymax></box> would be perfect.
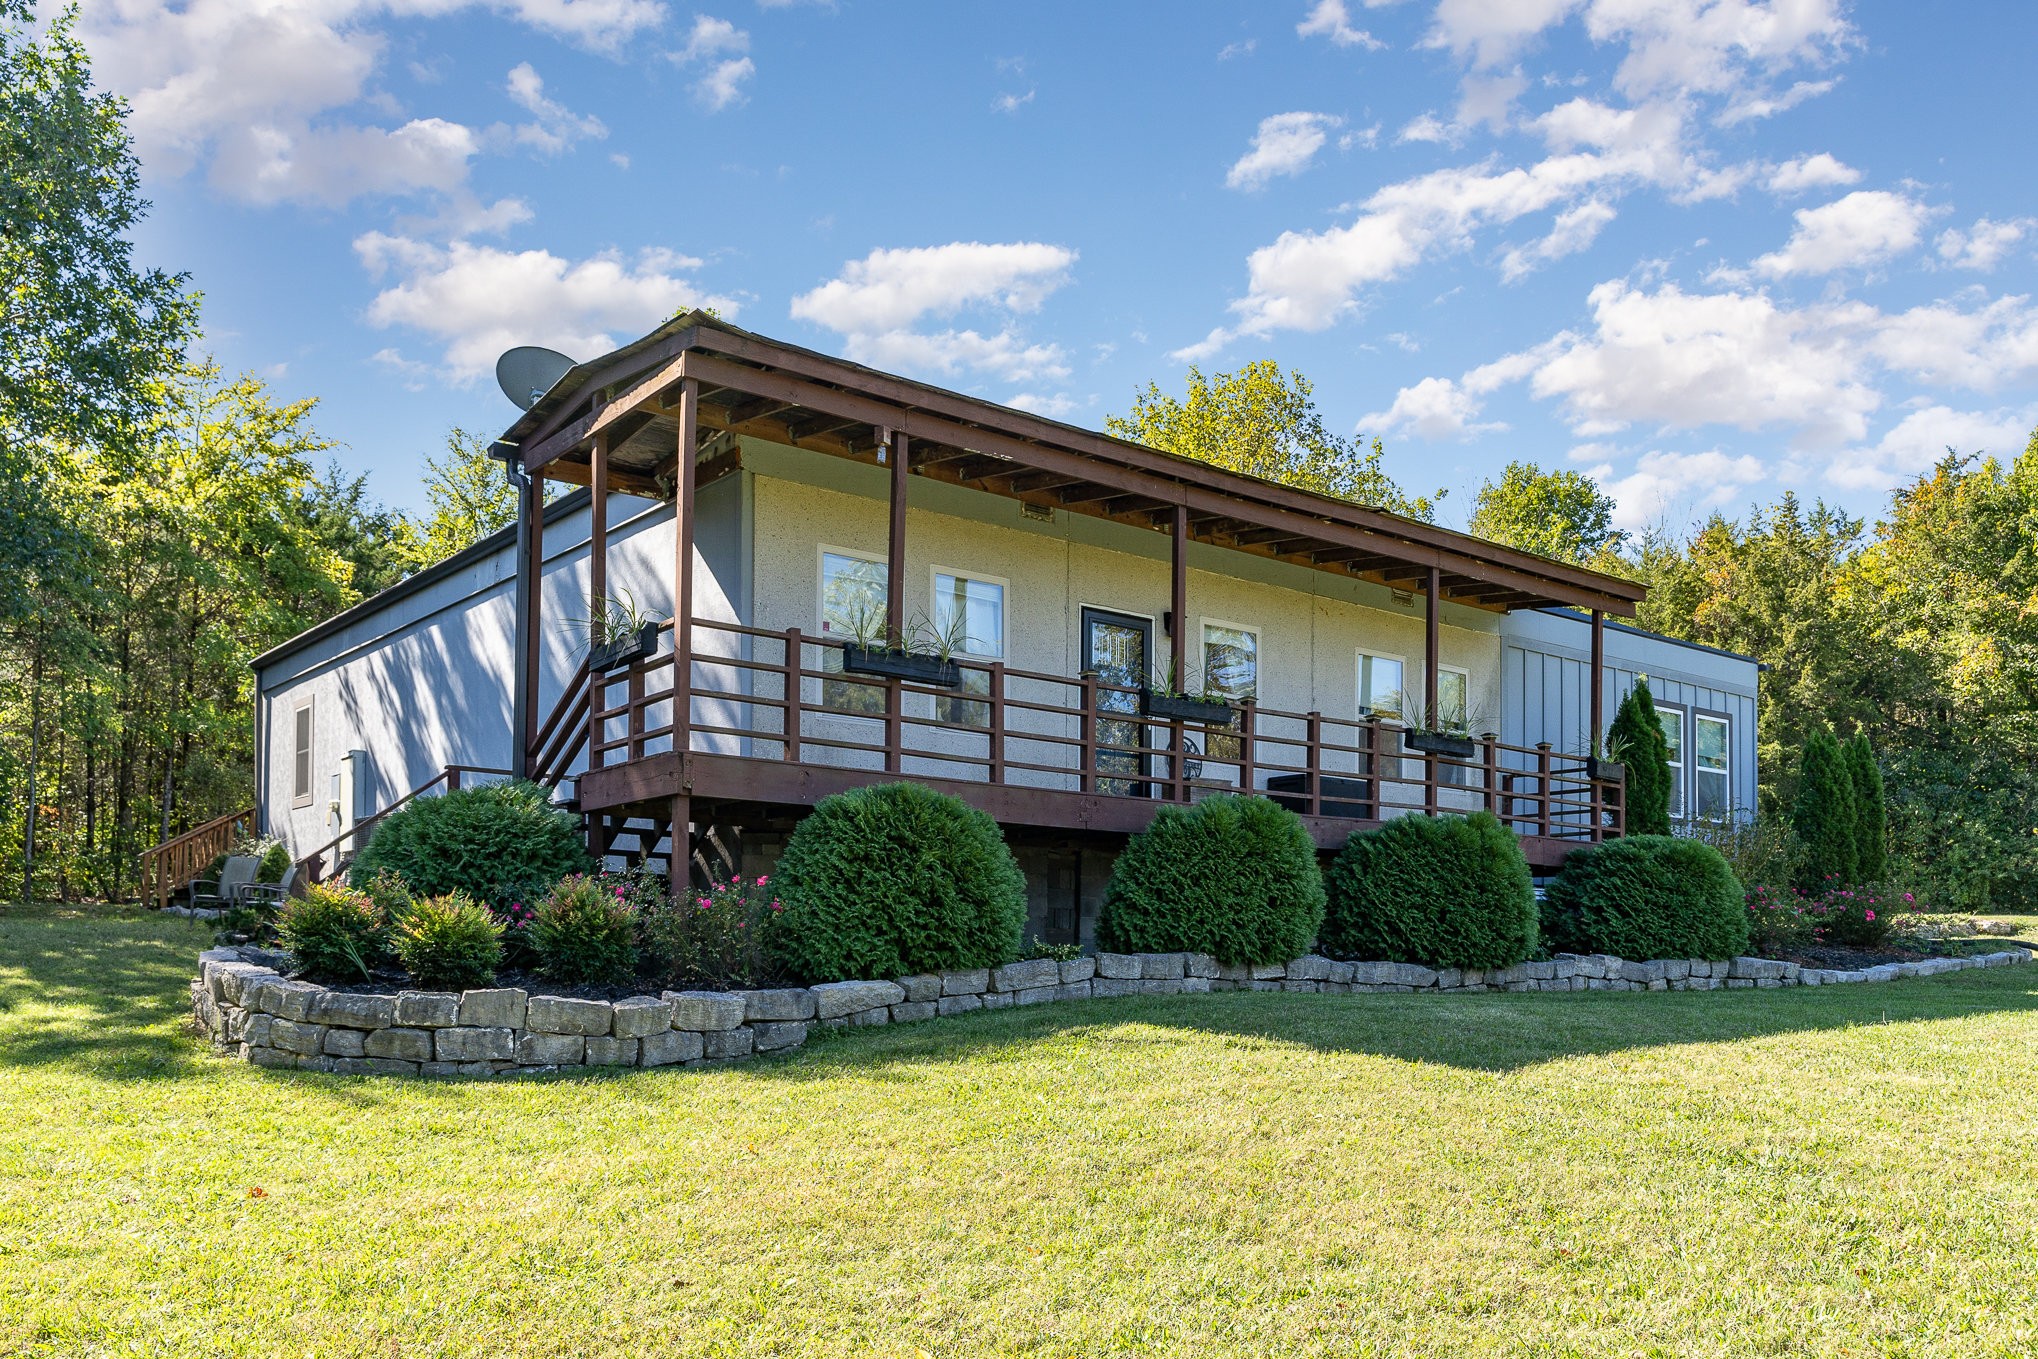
<box><xmin>192</xmin><ymin>944</ymin><xmax>2031</xmax><ymax>1077</ymax></box>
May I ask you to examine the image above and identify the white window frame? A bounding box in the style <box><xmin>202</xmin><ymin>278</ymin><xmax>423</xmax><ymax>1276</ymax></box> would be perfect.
<box><xmin>1435</xmin><ymin>664</ymin><xmax>1472</xmax><ymax>736</ymax></box>
<box><xmin>1356</xmin><ymin>649</ymin><xmax>1409</xmax><ymax>721</ymax></box>
<box><xmin>1654</xmin><ymin>700</ymin><xmax>1688</xmax><ymax>820</ymax></box>
<box><xmin>1198</xmin><ymin>616</ymin><xmax>1261</xmax><ymax>702</ymax></box>
<box><xmin>291</xmin><ymin>696</ymin><xmax>315</xmax><ymax>808</ymax></box>
<box><xmin>815</xmin><ymin>544</ymin><xmax>889</xmax><ymax>638</ymax></box>
<box><xmin>928</xmin><ymin>565</ymin><xmax>1009</xmax><ymax>662</ymax></box>
<box><xmin>1693</xmin><ymin>710</ymin><xmax>1732</xmax><ymax>818</ymax></box>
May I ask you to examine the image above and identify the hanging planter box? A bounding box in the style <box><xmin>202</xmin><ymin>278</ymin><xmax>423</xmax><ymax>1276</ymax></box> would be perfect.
<box><xmin>1585</xmin><ymin>757</ymin><xmax>1627</xmax><ymax>782</ymax></box>
<box><xmin>587</xmin><ymin>622</ymin><xmax>658</xmax><ymax>673</ymax></box>
<box><xmin>1403</xmin><ymin>729</ymin><xmax>1477</xmax><ymax>760</ymax></box>
<box><xmin>1140</xmin><ymin>690</ymin><xmax>1237</xmax><ymax>724</ymax></box>
<box><xmin>841</xmin><ymin>645</ymin><xmax>962</xmax><ymax>688</ymax></box>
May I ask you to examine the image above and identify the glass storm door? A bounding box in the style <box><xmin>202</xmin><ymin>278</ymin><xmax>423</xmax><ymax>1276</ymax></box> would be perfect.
<box><xmin>1083</xmin><ymin>608</ymin><xmax>1151</xmax><ymax>797</ymax></box>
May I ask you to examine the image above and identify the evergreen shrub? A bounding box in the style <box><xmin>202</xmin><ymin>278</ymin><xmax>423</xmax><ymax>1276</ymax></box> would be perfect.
<box><xmin>1320</xmin><ymin>811</ymin><xmax>1536</xmax><ymax>969</ymax></box>
<box><xmin>530</xmin><ymin>874</ymin><xmax>639</xmax><ymax>985</ymax></box>
<box><xmin>350</xmin><ymin>780</ymin><xmax>589</xmax><ymax>908</ymax></box>
<box><xmin>1542</xmin><ymin>835</ymin><xmax>1749</xmax><ymax>960</ymax></box>
<box><xmin>1095</xmin><ymin>794</ymin><xmax>1325</xmax><ymax>966</ymax></box>
<box><xmin>389</xmin><ymin>891</ymin><xmax>502</xmax><ymax>991</ymax></box>
<box><xmin>1609</xmin><ymin>678</ymin><xmax>1673</xmax><ymax>836</ymax></box>
<box><xmin>1791</xmin><ymin>728</ymin><xmax>1859</xmax><ymax>891</ymax></box>
<box><xmin>276</xmin><ymin>881</ymin><xmax>385</xmax><ymax>982</ymax></box>
<box><xmin>254</xmin><ymin>842</ymin><xmax>292</xmax><ymax>885</ymax></box>
<box><xmin>770</xmin><ymin>782</ymin><xmax>1026</xmax><ymax>982</ymax></box>
<box><xmin>1845</xmin><ymin>732</ymin><xmax>1888</xmax><ymax>883</ymax></box>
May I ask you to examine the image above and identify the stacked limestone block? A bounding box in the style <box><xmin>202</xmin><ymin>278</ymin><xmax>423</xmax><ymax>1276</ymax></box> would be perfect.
<box><xmin>193</xmin><ymin>943</ymin><xmax>2031</xmax><ymax>1080</ymax></box>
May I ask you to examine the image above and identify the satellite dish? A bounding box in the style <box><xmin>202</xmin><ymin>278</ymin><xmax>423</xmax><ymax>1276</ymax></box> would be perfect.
<box><xmin>495</xmin><ymin>346</ymin><xmax>576</xmax><ymax>411</ymax></box>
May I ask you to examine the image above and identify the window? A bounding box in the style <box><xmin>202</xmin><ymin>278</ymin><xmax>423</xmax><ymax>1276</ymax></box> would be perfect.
<box><xmin>1357</xmin><ymin>653</ymin><xmax>1406</xmax><ymax>720</ymax></box>
<box><xmin>818</xmin><ymin>548</ymin><xmax>888</xmax><ymax>714</ymax></box>
<box><xmin>1436</xmin><ymin>667</ymin><xmax>1470</xmax><ymax>736</ymax></box>
<box><xmin>1202</xmin><ymin>621</ymin><xmax>1259</xmax><ymax>765</ymax></box>
<box><xmin>1694</xmin><ymin>713</ymin><xmax>1730</xmax><ymax>816</ymax></box>
<box><xmin>932</xmin><ymin>569</ymin><xmax>1006</xmax><ymax>726</ymax></box>
<box><xmin>291</xmin><ymin>699</ymin><xmax>314</xmax><ymax>807</ymax></box>
<box><xmin>1656</xmin><ymin>703</ymin><xmax>1686</xmax><ymax>819</ymax></box>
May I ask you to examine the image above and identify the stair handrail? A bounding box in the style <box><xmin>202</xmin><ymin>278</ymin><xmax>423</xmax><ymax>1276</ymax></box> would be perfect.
<box><xmin>138</xmin><ymin>804</ymin><xmax>255</xmax><ymax>909</ymax></box>
<box><xmin>294</xmin><ymin>763</ymin><xmax>512</xmax><ymax>884</ymax></box>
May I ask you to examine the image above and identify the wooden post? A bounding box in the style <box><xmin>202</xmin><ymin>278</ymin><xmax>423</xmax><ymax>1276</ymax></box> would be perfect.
<box><xmin>1589</xmin><ymin>607</ymin><xmax>1605</xmax><ymax>753</ymax></box>
<box><xmin>1078</xmin><ymin>671</ymin><xmax>1098</xmax><ymax>794</ymax></box>
<box><xmin>988</xmin><ymin>662</ymin><xmax>1007</xmax><ymax>785</ymax></box>
<box><xmin>1481</xmin><ymin>735</ymin><xmax>1499</xmax><ymax>816</ymax></box>
<box><xmin>520</xmin><ymin>471</ymin><xmax>545</xmax><ymax>774</ymax></box>
<box><xmin>1424</xmin><ymin>565</ymin><xmax>1441</xmax><ymax>732</ymax></box>
<box><xmin>784</xmin><ymin>627</ymin><xmax>803</xmax><ymax>762</ymax></box>
<box><xmin>1306</xmin><ymin>711</ymin><xmax>1322</xmax><ymax>817</ymax></box>
<box><xmin>1169</xmin><ymin>502</ymin><xmax>1188</xmax><ymax>691</ymax></box>
<box><xmin>586</xmin><ymin>434</ymin><xmax>609</xmax><ymax>778</ymax></box>
<box><xmin>1536</xmin><ymin>741</ymin><xmax>1553</xmax><ymax>840</ymax></box>
<box><xmin>1237</xmin><ymin>700</ymin><xmax>1255</xmax><ymax>793</ymax></box>
<box><xmin>886</xmin><ymin>430</ymin><xmax>908</xmax><ymax>644</ymax></box>
<box><xmin>667</xmin><ymin>794</ymin><xmax>690</xmax><ymax>899</ymax></box>
<box><xmin>673</xmin><ymin>380</ymin><xmax>698</xmax><ymax>771</ymax></box>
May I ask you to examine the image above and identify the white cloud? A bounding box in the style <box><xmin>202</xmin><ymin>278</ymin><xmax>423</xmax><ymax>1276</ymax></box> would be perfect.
<box><xmin>504</xmin><ymin>63</ymin><xmax>607</xmax><ymax>154</ymax></box>
<box><xmin>993</xmin><ymin>88</ymin><xmax>1036</xmax><ymax>114</ymax></box>
<box><xmin>1226</xmin><ymin>112</ymin><xmax>1342</xmax><ymax>191</ymax></box>
<box><xmin>1499</xmin><ymin>198</ymin><xmax>1616</xmax><ymax>280</ymax></box>
<box><xmin>1826</xmin><ymin>403</ymin><xmax>2038</xmax><ymax>489</ymax></box>
<box><xmin>1764</xmin><ymin>152</ymin><xmax>1859</xmax><ymax>195</ymax></box>
<box><xmin>1218</xmin><ymin>38</ymin><xmax>1257</xmax><ymax>60</ymax></box>
<box><xmin>790</xmin><ymin>242</ymin><xmax>1077</xmax><ymax>384</ymax></box>
<box><xmin>1359</xmin><ymin>376</ymin><xmax>1494</xmax><ymax>441</ymax></box>
<box><xmin>1423</xmin><ymin>0</ymin><xmax>1583</xmax><ymax>69</ymax></box>
<box><xmin>1599</xmin><ymin>449</ymin><xmax>1768</xmax><ymax>529</ymax></box>
<box><xmin>1397</xmin><ymin>113</ymin><xmax>1458</xmax><ymax>145</ymax></box>
<box><xmin>1006</xmin><ymin>391</ymin><xmax>1082</xmax><ymax>418</ymax></box>
<box><xmin>673</xmin><ymin>15</ymin><xmax>753</xmax><ymax>110</ymax></box>
<box><xmin>1297</xmin><ymin>0</ymin><xmax>1384</xmax><ymax>50</ymax></box>
<box><xmin>355</xmin><ymin>233</ymin><xmax>738</xmax><ymax>382</ymax></box>
<box><xmin>1753</xmin><ymin>189</ymin><xmax>1932</xmax><ymax>277</ymax></box>
<box><xmin>1936</xmin><ymin>218</ymin><xmax>2034</xmax><ymax>272</ymax></box>
<box><xmin>210</xmin><ymin>117</ymin><xmax>480</xmax><ymax>207</ymax></box>
<box><xmin>1718</xmin><ymin>77</ymin><xmax>1835</xmax><ymax>125</ymax></box>
<box><xmin>1864</xmin><ymin>292</ymin><xmax>2038</xmax><ymax>390</ymax></box>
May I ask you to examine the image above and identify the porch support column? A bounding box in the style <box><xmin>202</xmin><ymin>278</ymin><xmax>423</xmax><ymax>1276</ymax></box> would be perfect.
<box><xmin>1169</xmin><ymin>502</ymin><xmax>1188</xmax><ymax>691</ymax></box>
<box><xmin>885</xmin><ymin>429</ymin><xmax>908</xmax><ymax>644</ymax></box>
<box><xmin>1589</xmin><ymin>608</ymin><xmax>1605</xmax><ymax>748</ymax></box>
<box><xmin>1424</xmin><ymin>565</ymin><xmax>1441</xmax><ymax>731</ymax></box>
<box><xmin>588</xmin><ymin>434</ymin><xmax>610</xmax><ymax>635</ymax></box>
<box><xmin>516</xmin><ymin>466</ymin><xmax>543</xmax><ymax>777</ymax></box>
<box><xmin>674</xmin><ymin>379</ymin><xmax>699</xmax><ymax>759</ymax></box>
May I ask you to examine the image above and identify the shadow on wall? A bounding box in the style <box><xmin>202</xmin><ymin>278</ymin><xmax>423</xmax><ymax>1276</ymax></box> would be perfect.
<box><xmin>332</xmin><ymin>613</ymin><xmax>516</xmax><ymax>813</ymax></box>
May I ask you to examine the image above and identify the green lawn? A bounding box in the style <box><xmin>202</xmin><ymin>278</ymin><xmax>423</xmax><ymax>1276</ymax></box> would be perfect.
<box><xmin>6</xmin><ymin>905</ymin><xmax>2038</xmax><ymax>1357</ymax></box>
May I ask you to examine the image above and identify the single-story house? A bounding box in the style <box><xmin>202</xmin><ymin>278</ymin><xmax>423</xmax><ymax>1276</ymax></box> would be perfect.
<box><xmin>247</xmin><ymin>314</ymin><xmax>1758</xmax><ymax>944</ymax></box>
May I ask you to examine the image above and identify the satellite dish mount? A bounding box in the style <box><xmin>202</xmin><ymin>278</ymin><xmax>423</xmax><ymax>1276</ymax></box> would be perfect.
<box><xmin>495</xmin><ymin>346</ymin><xmax>576</xmax><ymax>411</ymax></box>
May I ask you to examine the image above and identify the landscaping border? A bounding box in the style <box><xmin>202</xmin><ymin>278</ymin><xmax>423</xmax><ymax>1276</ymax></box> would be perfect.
<box><xmin>192</xmin><ymin>944</ymin><xmax>2033</xmax><ymax>1077</ymax></box>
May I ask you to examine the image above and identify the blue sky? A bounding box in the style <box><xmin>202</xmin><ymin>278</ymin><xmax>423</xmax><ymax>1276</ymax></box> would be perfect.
<box><xmin>80</xmin><ymin>0</ymin><xmax>2038</xmax><ymax>530</ymax></box>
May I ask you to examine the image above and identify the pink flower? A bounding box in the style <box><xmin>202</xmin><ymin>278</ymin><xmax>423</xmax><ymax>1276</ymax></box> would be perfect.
<box><xmin>1903</xmin><ymin>893</ymin><xmax>1914</xmax><ymax>903</ymax></box>
<box><xmin>757</xmin><ymin>875</ymin><xmax>770</xmax><ymax>887</ymax></box>
<box><xmin>1865</xmin><ymin>910</ymin><xmax>1875</xmax><ymax>921</ymax></box>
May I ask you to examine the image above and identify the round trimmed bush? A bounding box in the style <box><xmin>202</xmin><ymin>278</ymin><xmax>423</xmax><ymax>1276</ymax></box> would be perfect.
<box><xmin>276</xmin><ymin>881</ymin><xmax>384</xmax><ymax>983</ymax></box>
<box><xmin>1321</xmin><ymin>811</ymin><xmax>1536</xmax><ymax>969</ymax></box>
<box><xmin>350</xmin><ymin>779</ymin><xmax>589</xmax><ymax>908</ymax></box>
<box><xmin>530</xmin><ymin>874</ymin><xmax>639</xmax><ymax>985</ymax></box>
<box><xmin>1541</xmin><ymin>834</ymin><xmax>1749</xmax><ymax>961</ymax></box>
<box><xmin>1095</xmin><ymin>794</ymin><xmax>1325</xmax><ymax>966</ymax></box>
<box><xmin>390</xmin><ymin>891</ymin><xmax>503</xmax><ymax>991</ymax></box>
<box><xmin>770</xmin><ymin>782</ymin><xmax>1026</xmax><ymax>983</ymax></box>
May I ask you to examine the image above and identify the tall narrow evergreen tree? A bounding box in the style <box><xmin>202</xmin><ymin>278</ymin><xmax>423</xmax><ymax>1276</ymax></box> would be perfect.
<box><xmin>1608</xmin><ymin>678</ymin><xmax>1672</xmax><ymax>836</ymax></box>
<box><xmin>1845</xmin><ymin>731</ymin><xmax>1888</xmax><ymax>884</ymax></box>
<box><xmin>1791</xmin><ymin>727</ymin><xmax>1860</xmax><ymax>891</ymax></box>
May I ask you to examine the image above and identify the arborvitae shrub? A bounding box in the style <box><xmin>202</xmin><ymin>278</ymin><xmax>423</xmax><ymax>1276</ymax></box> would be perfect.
<box><xmin>1846</xmin><ymin>732</ymin><xmax>1888</xmax><ymax>883</ymax></box>
<box><xmin>1609</xmin><ymin>678</ymin><xmax>1673</xmax><ymax>836</ymax></box>
<box><xmin>770</xmin><ymin>782</ymin><xmax>1026</xmax><ymax>982</ymax></box>
<box><xmin>1791</xmin><ymin>728</ymin><xmax>1859</xmax><ymax>891</ymax></box>
<box><xmin>1541</xmin><ymin>835</ymin><xmax>1748</xmax><ymax>960</ymax></box>
<box><xmin>530</xmin><ymin>874</ymin><xmax>639</xmax><ymax>985</ymax></box>
<box><xmin>390</xmin><ymin>891</ymin><xmax>503</xmax><ymax>991</ymax></box>
<box><xmin>1321</xmin><ymin>811</ymin><xmax>1536</xmax><ymax>969</ymax></box>
<box><xmin>1095</xmin><ymin>794</ymin><xmax>1326</xmax><ymax>966</ymax></box>
<box><xmin>276</xmin><ymin>881</ymin><xmax>385</xmax><ymax>982</ymax></box>
<box><xmin>255</xmin><ymin>842</ymin><xmax>292</xmax><ymax>885</ymax></box>
<box><xmin>350</xmin><ymin>780</ymin><xmax>589</xmax><ymax>907</ymax></box>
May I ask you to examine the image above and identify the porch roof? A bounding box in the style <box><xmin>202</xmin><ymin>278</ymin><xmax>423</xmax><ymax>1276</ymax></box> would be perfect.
<box><xmin>493</xmin><ymin>313</ymin><xmax>1646</xmax><ymax>617</ymax></box>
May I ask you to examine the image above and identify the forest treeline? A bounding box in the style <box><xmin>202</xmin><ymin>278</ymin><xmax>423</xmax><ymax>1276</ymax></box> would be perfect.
<box><xmin>4</xmin><ymin>4</ymin><xmax>2033</xmax><ymax>908</ymax></box>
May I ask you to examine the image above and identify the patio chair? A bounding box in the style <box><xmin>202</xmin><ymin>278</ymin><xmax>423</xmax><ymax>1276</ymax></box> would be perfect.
<box><xmin>237</xmin><ymin>860</ymin><xmax>303</xmax><ymax>914</ymax></box>
<box><xmin>188</xmin><ymin>855</ymin><xmax>258</xmax><ymax>914</ymax></box>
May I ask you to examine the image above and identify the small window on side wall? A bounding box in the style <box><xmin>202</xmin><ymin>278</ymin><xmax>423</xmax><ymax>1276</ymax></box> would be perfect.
<box><xmin>1694</xmin><ymin>713</ymin><xmax>1730</xmax><ymax>816</ymax></box>
<box><xmin>933</xmin><ymin>569</ymin><xmax>1006</xmax><ymax>727</ymax></box>
<box><xmin>1357</xmin><ymin>653</ymin><xmax>1405</xmax><ymax>719</ymax></box>
<box><xmin>1656</xmin><ymin>704</ymin><xmax>1687</xmax><ymax>819</ymax></box>
<box><xmin>818</xmin><ymin>548</ymin><xmax>888</xmax><ymax>715</ymax></box>
<box><xmin>291</xmin><ymin>699</ymin><xmax>314</xmax><ymax>806</ymax></box>
<box><xmin>1201</xmin><ymin>621</ymin><xmax>1259</xmax><ymax>766</ymax></box>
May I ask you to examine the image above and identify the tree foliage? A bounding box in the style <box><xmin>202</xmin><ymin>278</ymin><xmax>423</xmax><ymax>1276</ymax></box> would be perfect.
<box><xmin>1467</xmin><ymin>461</ymin><xmax>1626</xmax><ymax>565</ymax></box>
<box><xmin>1108</xmin><ymin>362</ymin><xmax>1442</xmax><ymax>519</ymax></box>
<box><xmin>393</xmin><ymin>428</ymin><xmax>519</xmax><ymax>575</ymax></box>
<box><xmin>1844</xmin><ymin>731</ymin><xmax>1887</xmax><ymax>885</ymax></box>
<box><xmin>1608</xmin><ymin>678</ymin><xmax>1673</xmax><ymax>837</ymax></box>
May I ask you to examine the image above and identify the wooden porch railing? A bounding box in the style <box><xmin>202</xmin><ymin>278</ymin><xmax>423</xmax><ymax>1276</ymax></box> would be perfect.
<box><xmin>138</xmin><ymin>806</ymin><xmax>255</xmax><ymax>909</ymax></box>
<box><xmin>528</xmin><ymin>652</ymin><xmax>595</xmax><ymax>788</ymax></box>
<box><xmin>587</xmin><ymin>619</ymin><xmax>1625</xmax><ymax>844</ymax></box>
<box><xmin>294</xmin><ymin>764</ymin><xmax>513</xmax><ymax>885</ymax></box>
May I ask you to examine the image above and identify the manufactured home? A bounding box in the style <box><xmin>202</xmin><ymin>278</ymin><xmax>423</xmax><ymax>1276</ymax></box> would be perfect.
<box><xmin>231</xmin><ymin>315</ymin><xmax>1757</xmax><ymax>943</ymax></box>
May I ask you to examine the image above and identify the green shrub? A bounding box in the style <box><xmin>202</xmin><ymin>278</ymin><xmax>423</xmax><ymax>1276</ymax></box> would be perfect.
<box><xmin>1791</xmin><ymin>728</ymin><xmax>1859</xmax><ymax>891</ymax></box>
<box><xmin>770</xmin><ymin>782</ymin><xmax>1026</xmax><ymax>982</ymax></box>
<box><xmin>276</xmin><ymin>881</ymin><xmax>385</xmax><ymax>982</ymax></box>
<box><xmin>1609</xmin><ymin>679</ymin><xmax>1673</xmax><ymax>837</ymax></box>
<box><xmin>1542</xmin><ymin>835</ymin><xmax>1749</xmax><ymax>960</ymax></box>
<box><xmin>1321</xmin><ymin>811</ymin><xmax>1536</xmax><ymax>969</ymax></box>
<box><xmin>389</xmin><ymin>891</ymin><xmax>503</xmax><ymax>990</ymax></box>
<box><xmin>1095</xmin><ymin>794</ymin><xmax>1325</xmax><ymax>966</ymax></box>
<box><xmin>1845</xmin><ymin>732</ymin><xmax>1888</xmax><ymax>883</ymax></box>
<box><xmin>639</xmin><ymin>870</ymin><xmax>779</xmax><ymax>988</ymax></box>
<box><xmin>350</xmin><ymin>780</ymin><xmax>589</xmax><ymax>908</ymax></box>
<box><xmin>254</xmin><ymin>842</ymin><xmax>293</xmax><ymax>885</ymax></box>
<box><xmin>530</xmin><ymin>874</ymin><xmax>639</xmax><ymax>985</ymax></box>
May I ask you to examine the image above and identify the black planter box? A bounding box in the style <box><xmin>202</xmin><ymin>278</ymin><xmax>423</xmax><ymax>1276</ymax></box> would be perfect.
<box><xmin>841</xmin><ymin>645</ymin><xmax>963</xmax><ymax>688</ymax></box>
<box><xmin>1265</xmin><ymin>774</ymin><xmax>1374</xmax><ymax>820</ymax></box>
<box><xmin>1139</xmin><ymin>690</ymin><xmax>1236</xmax><ymax>724</ymax></box>
<box><xmin>588</xmin><ymin>622</ymin><xmax>659</xmax><ymax>673</ymax></box>
<box><xmin>1584</xmin><ymin>757</ymin><xmax>1627</xmax><ymax>782</ymax></box>
<box><xmin>1403</xmin><ymin>729</ymin><xmax>1478</xmax><ymax>760</ymax></box>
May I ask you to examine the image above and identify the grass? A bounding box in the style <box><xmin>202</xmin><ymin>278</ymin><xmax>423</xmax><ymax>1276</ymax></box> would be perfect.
<box><xmin>5</xmin><ymin>904</ymin><xmax>2038</xmax><ymax>1357</ymax></box>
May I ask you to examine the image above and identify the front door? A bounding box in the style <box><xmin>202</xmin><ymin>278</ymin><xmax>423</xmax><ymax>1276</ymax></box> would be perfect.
<box><xmin>1082</xmin><ymin>607</ymin><xmax>1151</xmax><ymax>797</ymax></box>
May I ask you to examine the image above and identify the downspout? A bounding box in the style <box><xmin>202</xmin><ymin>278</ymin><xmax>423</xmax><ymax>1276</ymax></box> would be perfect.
<box><xmin>491</xmin><ymin>441</ymin><xmax>533</xmax><ymax>778</ymax></box>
